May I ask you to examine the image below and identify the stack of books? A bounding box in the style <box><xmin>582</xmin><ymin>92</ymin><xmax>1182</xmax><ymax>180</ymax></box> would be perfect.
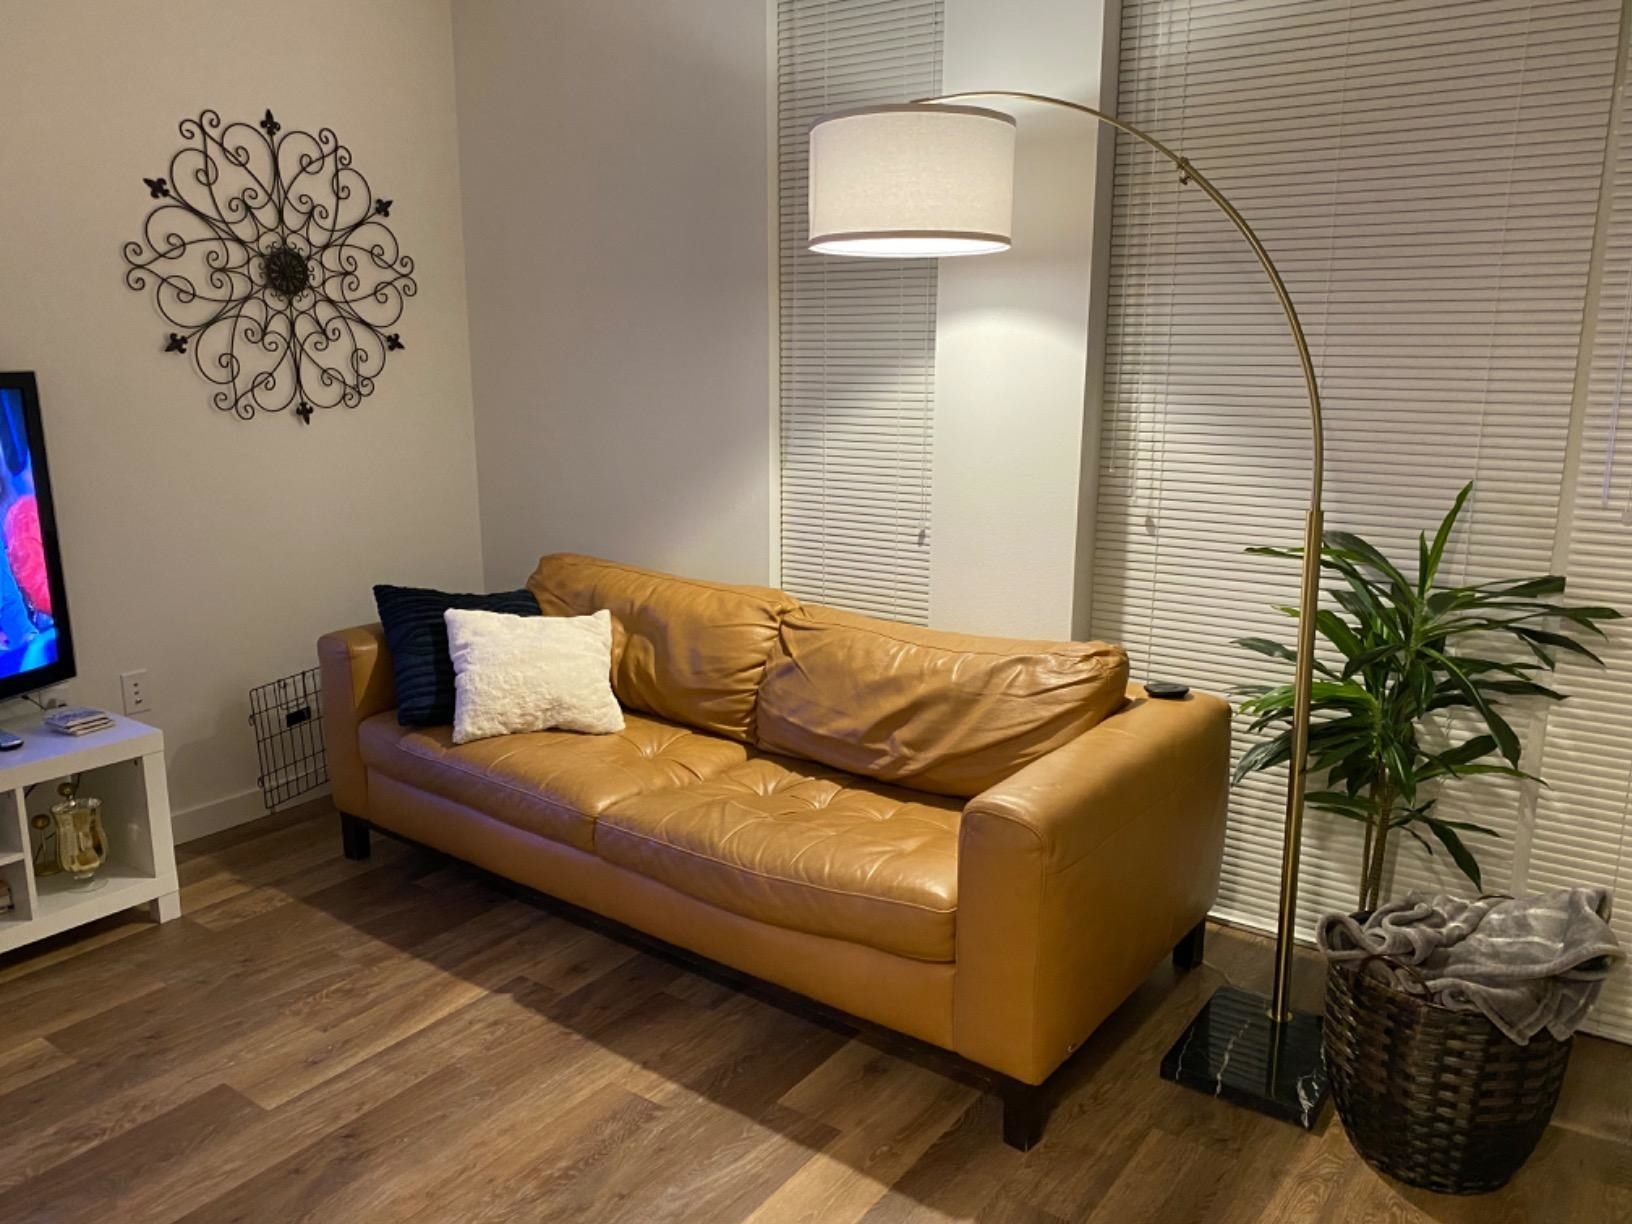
<box><xmin>44</xmin><ymin>707</ymin><xmax>115</xmax><ymax>736</ymax></box>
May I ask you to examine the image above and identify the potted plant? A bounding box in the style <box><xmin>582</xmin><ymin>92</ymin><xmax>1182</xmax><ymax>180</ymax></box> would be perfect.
<box><xmin>1234</xmin><ymin>482</ymin><xmax>1621</xmax><ymax>1193</ymax></box>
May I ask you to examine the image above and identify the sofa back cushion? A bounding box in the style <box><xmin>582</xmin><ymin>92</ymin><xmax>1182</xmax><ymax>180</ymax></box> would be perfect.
<box><xmin>526</xmin><ymin>553</ymin><xmax>798</xmax><ymax>742</ymax></box>
<box><xmin>372</xmin><ymin>584</ymin><xmax>542</xmax><ymax>726</ymax></box>
<box><xmin>755</xmin><ymin>604</ymin><xmax>1130</xmax><ymax>797</ymax></box>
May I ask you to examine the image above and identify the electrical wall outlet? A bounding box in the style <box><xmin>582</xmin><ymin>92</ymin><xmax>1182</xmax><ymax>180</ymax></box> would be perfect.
<box><xmin>120</xmin><ymin>669</ymin><xmax>152</xmax><ymax>714</ymax></box>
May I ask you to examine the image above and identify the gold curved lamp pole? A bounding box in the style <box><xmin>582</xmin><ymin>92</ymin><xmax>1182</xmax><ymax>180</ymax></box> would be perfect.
<box><xmin>808</xmin><ymin>91</ymin><xmax>1328</xmax><ymax>1125</ymax></box>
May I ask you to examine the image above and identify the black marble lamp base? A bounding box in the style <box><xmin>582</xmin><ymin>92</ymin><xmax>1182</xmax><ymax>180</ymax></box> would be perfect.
<box><xmin>1159</xmin><ymin>984</ymin><xmax>1329</xmax><ymax>1129</ymax></box>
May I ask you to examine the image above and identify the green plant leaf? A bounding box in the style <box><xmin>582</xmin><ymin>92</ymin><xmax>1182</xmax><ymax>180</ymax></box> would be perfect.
<box><xmin>1315</xmin><ymin>609</ymin><xmax>1364</xmax><ymax>660</ymax></box>
<box><xmin>1328</xmin><ymin>586</ymin><xmax>1370</xmax><ymax>622</ymax></box>
<box><xmin>1310</xmin><ymin>736</ymin><xmax>1372</xmax><ymax>774</ymax></box>
<box><xmin>1423</xmin><ymin>481</ymin><xmax>1473</xmax><ymax>591</ymax></box>
<box><xmin>1423</xmin><ymin>817</ymin><xmax>1484</xmax><ymax>891</ymax></box>
<box><xmin>1512</xmin><ymin>626</ymin><xmax>1605</xmax><ymax>665</ymax></box>
<box><xmin>1233</xmin><ymin>733</ymin><xmax>1291</xmax><ymax>784</ymax></box>
<box><xmin>1240</xmin><ymin>679</ymin><xmax>1374</xmax><ymax>721</ymax></box>
<box><xmin>1328</xmin><ymin>753</ymin><xmax>1379</xmax><ymax>794</ymax></box>
<box><xmin>1430</xmin><ymin>762</ymin><xmax>1543</xmax><ymax>784</ymax></box>
<box><xmin>1306</xmin><ymin>800</ymin><xmax>1371</xmax><ymax>824</ymax></box>
<box><xmin>1385</xmin><ymin>741</ymin><xmax>1418</xmax><ymax>804</ymax></box>
<box><xmin>1426</xmin><ymin>587</ymin><xmax>1476</xmax><ymax>617</ymax></box>
<box><xmin>1453</xmin><ymin>658</ymin><xmax>1549</xmax><ymax>679</ymax></box>
<box><xmin>1427</xmin><ymin>649</ymin><xmax>1522</xmax><ymax>763</ymax></box>
<box><xmin>1238</xmin><ymin>686</ymin><xmax>1294</xmax><ymax>719</ymax></box>
<box><xmin>1424</xmin><ymin>816</ymin><xmax>1501</xmax><ymax>837</ymax></box>
<box><xmin>1235</xmin><ymin>636</ymin><xmax>1298</xmax><ymax>664</ymax></box>
<box><xmin>1235</xmin><ymin>637</ymin><xmax>1336</xmax><ymax>679</ymax></box>
<box><xmin>1323</xmin><ymin>556</ymin><xmax>1400</xmax><ymax>625</ymax></box>
<box><xmin>1424</xmin><ymin>734</ymin><xmax>1498</xmax><ymax>774</ymax></box>
<box><xmin>1246</xmin><ymin>711</ymin><xmax>1289</xmax><ymax>736</ymax></box>
<box><xmin>1325</xmin><ymin>530</ymin><xmax>1417</xmax><ymax>599</ymax></box>
<box><xmin>1426</xmin><ymin>690</ymin><xmax>1476</xmax><ymax>715</ymax></box>
<box><xmin>1476</xmin><ymin>679</ymin><xmax>1565</xmax><ymax>701</ymax></box>
<box><xmin>1556</xmin><ymin>605</ymin><xmax>1622</xmax><ymax>626</ymax></box>
<box><xmin>1519</xmin><ymin>637</ymin><xmax>1557</xmax><ymax>668</ymax></box>
<box><xmin>1306</xmin><ymin>792</ymin><xmax>1377</xmax><ymax>822</ymax></box>
<box><xmin>1470</xmin><ymin>575</ymin><xmax>1568</xmax><ymax>600</ymax></box>
<box><xmin>1340</xmin><ymin>642</ymin><xmax>1399</xmax><ymax>678</ymax></box>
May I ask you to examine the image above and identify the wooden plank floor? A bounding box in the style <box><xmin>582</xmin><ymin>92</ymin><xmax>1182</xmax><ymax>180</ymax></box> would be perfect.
<box><xmin>1</xmin><ymin>802</ymin><xmax>1628</xmax><ymax>1223</ymax></box>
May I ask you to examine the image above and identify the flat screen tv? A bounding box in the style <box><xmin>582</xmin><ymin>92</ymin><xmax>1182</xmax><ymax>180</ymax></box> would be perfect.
<box><xmin>0</xmin><ymin>373</ymin><xmax>74</xmax><ymax>700</ymax></box>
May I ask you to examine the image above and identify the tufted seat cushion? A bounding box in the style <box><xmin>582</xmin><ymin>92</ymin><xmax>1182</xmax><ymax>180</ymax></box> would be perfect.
<box><xmin>358</xmin><ymin>710</ymin><xmax>751</xmax><ymax>852</ymax></box>
<box><xmin>596</xmin><ymin>756</ymin><xmax>961</xmax><ymax>962</ymax></box>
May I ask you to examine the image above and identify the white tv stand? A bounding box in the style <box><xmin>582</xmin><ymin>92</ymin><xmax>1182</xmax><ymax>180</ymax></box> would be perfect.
<box><xmin>0</xmin><ymin>713</ymin><xmax>178</xmax><ymax>955</ymax></box>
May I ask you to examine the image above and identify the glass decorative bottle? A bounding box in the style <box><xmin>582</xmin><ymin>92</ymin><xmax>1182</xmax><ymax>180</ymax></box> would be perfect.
<box><xmin>51</xmin><ymin>777</ymin><xmax>107</xmax><ymax>885</ymax></box>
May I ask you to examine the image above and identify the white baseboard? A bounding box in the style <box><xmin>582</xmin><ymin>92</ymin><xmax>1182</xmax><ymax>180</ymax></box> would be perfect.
<box><xmin>171</xmin><ymin>789</ymin><xmax>266</xmax><ymax>843</ymax></box>
<box><xmin>171</xmin><ymin>784</ymin><xmax>331</xmax><ymax>843</ymax></box>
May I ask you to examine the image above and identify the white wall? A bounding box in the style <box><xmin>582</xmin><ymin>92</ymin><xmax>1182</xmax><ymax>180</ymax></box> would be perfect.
<box><xmin>0</xmin><ymin>0</ymin><xmax>483</xmax><ymax>832</ymax></box>
<box><xmin>929</xmin><ymin>0</ymin><xmax>1117</xmax><ymax>639</ymax></box>
<box><xmin>453</xmin><ymin>0</ymin><xmax>774</xmax><ymax>590</ymax></box>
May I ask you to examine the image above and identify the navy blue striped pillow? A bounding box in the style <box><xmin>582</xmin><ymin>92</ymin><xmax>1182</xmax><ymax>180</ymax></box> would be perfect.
<box><xmin>373</xmin><ymin>585</ymin><xmax>542</xmax><ymax>726</ymax></box>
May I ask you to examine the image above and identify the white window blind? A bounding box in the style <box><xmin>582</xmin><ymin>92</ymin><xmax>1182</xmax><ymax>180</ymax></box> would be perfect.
<box><xmin>1093</xmin><ymin>0</ymin><xmax>1623</xmax><ymax>946</ymax></box>
<box><xmin>1527</xmin><ymin>65</ymin><xmax>1632</xmax><ymax>1043</ymax></box>
<box><xmin>776</xmin><ymin>0</ymin><xmax>943</xmax><ymax>623</ymax></box>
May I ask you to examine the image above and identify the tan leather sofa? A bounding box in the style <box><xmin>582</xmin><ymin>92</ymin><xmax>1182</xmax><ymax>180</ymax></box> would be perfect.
<box><xmin>319</xmin><ymin>553</ymin><xmax>1229</xmax><ymax>1147</ymax></box>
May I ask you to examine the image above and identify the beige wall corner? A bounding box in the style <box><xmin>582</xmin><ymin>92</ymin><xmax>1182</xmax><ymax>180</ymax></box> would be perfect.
<box><xmin>0</xmin><ymin>0</ymin><xmax>484</xmax><ymax>820</ymax></box>
<box><xmin>454</xmin><ymin>0</ymin><xmax>773</xmax><ymax>591</ymax></box>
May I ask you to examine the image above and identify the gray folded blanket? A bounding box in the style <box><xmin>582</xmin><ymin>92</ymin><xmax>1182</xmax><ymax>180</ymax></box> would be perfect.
<box><xmin>1317</xmin><ymin>888</ymin><xmax>1624</xmax><ymax>1044</ymax></box>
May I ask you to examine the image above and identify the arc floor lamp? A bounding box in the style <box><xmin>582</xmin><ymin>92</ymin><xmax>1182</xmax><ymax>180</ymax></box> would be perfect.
<box><xmin>807</xmin><ymin>93</ymin><xmax>1329</xmax><ymax>1126</ymax></box>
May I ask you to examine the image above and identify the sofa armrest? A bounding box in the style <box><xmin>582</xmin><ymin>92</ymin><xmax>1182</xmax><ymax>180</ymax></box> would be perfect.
<box><xmin>318</xmin><ymin>623</ymin><xmax>397</xmax><ymax>819</ymax></box>
<box><xmin>952</xmin><ymin>687</ymin><xmax>1230</xmax><ymax>1083</ymax></box>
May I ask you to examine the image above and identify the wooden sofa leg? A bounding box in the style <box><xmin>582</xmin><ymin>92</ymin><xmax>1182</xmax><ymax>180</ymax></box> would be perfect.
<box><xmin>1000</xmin><ymin>1078</ymin><xmax>1050</xmax><ymax>1151</ymax></box>
<box><xmin>1173</xmin><ymin>919</ymin><xmax>1207</xmax><ymax>970</ymax></box>
<box><xmin>340</xmin><ymin>812</ymin><xmax>371</xmax><ymax>861</ymax></box>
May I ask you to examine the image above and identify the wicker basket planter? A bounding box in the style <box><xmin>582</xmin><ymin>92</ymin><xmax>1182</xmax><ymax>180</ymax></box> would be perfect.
<box><xmin>1323</xmin><ymin>955</ymin><xmax>1573</xmax><ymax>1194</ymax></box>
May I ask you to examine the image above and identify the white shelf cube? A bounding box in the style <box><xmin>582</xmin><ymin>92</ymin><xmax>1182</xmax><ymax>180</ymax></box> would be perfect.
<box><xmin>0</xmin><ymin>713</ymin><xmax>178</xmax><ymax>953</ymax></box>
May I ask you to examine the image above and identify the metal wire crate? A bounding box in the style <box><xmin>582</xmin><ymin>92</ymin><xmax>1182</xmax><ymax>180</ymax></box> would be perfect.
<box><xmin>249</xmin><ymin>667</ymin><xmax>327</xmax><ymax>811</ymax></box>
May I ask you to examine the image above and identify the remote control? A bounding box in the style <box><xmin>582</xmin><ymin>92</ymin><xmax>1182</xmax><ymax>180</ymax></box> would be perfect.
<box><xmin>1145</xmin><ymin>680</ymin><xmax>1190</xmax><ymax>700</ymax></box>
<box><xmin>0</xmin><ymin>730</ymin><xmax>24</xmax><ymax>751</ymax></box>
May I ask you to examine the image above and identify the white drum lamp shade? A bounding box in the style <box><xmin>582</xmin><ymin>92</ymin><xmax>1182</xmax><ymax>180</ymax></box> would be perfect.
<box><xmin>808</xmin><ymin>104</ymin><xmax>1016</xmax><ymax>257</ymax></box>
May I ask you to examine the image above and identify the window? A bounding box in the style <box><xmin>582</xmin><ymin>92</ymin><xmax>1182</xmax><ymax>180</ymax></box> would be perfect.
<box><xmin>1093</xmin><ymin>0</ymin><xmax>1625</xmax><ymax>1033</ymax></box>
<box><xmin>776</xmin><ymin>0</ymin><xmax>944</xmax><ymax>623</ymax></box>
<box><xmin>1526</xmin><ymin>68</ymin><xmax>1632</xmax><ymax>1042</ymax></box>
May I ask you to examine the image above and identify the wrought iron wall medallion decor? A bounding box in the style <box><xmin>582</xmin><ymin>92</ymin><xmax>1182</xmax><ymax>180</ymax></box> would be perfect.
<box><xmin>121</xmin><ymin>109</ymin><xmax>416</xmax><ymax>423</ymax></box>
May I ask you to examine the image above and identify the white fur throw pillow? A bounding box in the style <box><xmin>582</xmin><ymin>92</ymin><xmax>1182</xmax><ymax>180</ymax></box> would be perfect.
<box><xmin>444</xmin><ymin>607</ymin><xmax>624</xmax><ymax>744</ymax></box>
